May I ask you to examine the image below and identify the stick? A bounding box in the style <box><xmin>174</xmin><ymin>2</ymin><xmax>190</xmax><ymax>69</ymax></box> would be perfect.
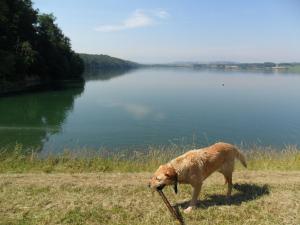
<box><xmin>157</xmin><ymin>189</ymin><xmax>185</xmax><ymax>225</ymax></box>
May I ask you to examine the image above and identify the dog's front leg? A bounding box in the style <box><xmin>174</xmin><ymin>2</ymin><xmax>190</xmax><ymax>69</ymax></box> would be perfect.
<box><xmin>184</xmin><ymin>183</ymin><xmax>202</xmax><ymax>213</ymax></box>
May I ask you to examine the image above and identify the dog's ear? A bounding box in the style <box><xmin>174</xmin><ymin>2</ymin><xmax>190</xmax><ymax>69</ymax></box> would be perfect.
<box><xmin>165</xmin><ymin>166</ymin><xmax>178</xmax><ymax>194</ymax></box>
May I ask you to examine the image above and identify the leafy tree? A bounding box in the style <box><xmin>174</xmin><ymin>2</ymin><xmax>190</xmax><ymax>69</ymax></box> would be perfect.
<box><xmin>0</xmin><ymin>0</ymin><xmax>84</xmax><ymax>91</ymax></box>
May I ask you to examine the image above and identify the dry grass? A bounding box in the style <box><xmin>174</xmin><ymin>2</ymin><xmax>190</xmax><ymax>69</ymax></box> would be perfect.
<box><xmin>0</xmin><ymin>145</ymin><xmax>299</xmax><ymax>224</ymax></box>
<box><xmin>0</xmin><ymin>171</ymin><xmax>299</xmax><ymax>225</ymax></box>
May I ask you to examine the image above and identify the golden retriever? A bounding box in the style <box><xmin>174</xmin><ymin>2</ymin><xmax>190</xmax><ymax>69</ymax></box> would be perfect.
<box><xmin>149</xmin><ymin>142</ymin><xmax>247</xmax><ymax>213</ymax></box>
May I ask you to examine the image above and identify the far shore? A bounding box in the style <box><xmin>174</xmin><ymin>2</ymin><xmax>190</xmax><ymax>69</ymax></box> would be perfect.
<box><xmin>2</xmin><ymin>62</ymin><xmax>300</xmax><ymax>96</ymax></box>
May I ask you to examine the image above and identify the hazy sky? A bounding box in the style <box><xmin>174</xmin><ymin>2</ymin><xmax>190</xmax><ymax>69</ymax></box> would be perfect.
<box><xmin>33</xmin><ymin>0</ymin><xmax>300</xmax><ymax>63</ymax></box>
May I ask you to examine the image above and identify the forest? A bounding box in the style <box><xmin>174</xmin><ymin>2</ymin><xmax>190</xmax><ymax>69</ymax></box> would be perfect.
<box><xmin>79</xmin><ymin>53</ymin><xmax>139</xmax><ymax>71</ymax></box>
<box><xmin>0</xmin><ymin>0</ymin><xmax>84</xmax><ymax>92</ymax></box>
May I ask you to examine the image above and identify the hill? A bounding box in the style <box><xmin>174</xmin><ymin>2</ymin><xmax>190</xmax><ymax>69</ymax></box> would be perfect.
<box><xmin>79</xmin><ymin>54</ymin><xmax>139</xmax><ymax>71</ymax></box>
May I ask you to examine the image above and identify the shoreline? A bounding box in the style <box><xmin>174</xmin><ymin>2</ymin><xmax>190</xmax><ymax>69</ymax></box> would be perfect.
<box><xmin>0</xmin><ymin>79</ymin><xmax>84</xmax><ymax>97</ymax></box>
<box><xmin>1</xmin><ymin>146</ymin><xmax>299</xmax><ymax>173</ymax></box>
<box><xmin>2</xmin><ymin>65</ymin><xmax>300</xmax><ymax>96</ymax></box>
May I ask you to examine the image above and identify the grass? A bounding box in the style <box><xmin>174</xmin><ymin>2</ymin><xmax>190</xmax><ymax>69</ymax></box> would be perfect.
<box><xmin>0</xmin><ymin>171</ymin><xmax>299</xmax><ymax>225</ymax></box>
<box><xmin>0</xmin><ymin>144</ymin><xmax>299</xmax><ymax>224</ymax></box>
<box><xmin>0</xmin><ymin>144</ymin><xmax>300</xmax><ymax>173</ymax></box>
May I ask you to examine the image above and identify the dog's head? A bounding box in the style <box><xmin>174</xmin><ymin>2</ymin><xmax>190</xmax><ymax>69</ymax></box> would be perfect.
<box><xmin>148</xmin><ymin>164</ymin><xmax>178</xmax><ymax>194</ymax></box>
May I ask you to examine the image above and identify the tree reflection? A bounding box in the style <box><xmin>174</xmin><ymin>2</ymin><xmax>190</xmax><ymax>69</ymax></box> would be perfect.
<box><xmin>0</xmin><ymin>84</ymin><xmax>84</xmax><ymax>153</ymax></box>
<box><xmin>83</xmin><ymin>68</ymin><xmax>135</xmax><ymax>81</ymax></box>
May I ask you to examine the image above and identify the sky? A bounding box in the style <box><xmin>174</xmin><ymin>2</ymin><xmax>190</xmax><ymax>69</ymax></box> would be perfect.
<box><xmin>33</xmin><ymin>0</ymin><xmax>300</xmax><ymax>63</ymax></box>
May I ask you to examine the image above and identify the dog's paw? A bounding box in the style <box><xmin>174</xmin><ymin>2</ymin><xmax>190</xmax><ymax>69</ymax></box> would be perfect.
<box><xmin>183</xmin><ymin>206</ymin><xmax>193</xmax><ymax>214</ymax></box>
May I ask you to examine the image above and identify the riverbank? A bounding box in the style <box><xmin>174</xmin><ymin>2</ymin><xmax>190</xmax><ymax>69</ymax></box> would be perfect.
<box><xmin>1</xmin><ymin>147</ymin><xmax>299</xmax><ymax>224</ymax></box>
<box><xmin>1</xmin><ymin>146</ymin><xmax>299</xmax><ymax>173</ymax></box>
<box><xmin>1</xmin><ymin>171</ymin><xmax>299</xmax><ymax>225</ymax></box>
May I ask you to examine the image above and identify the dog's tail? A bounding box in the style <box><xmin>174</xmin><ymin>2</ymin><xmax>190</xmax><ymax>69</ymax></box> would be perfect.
<box><xmin>234</xmin><ymin>147</ymin><xmax>247</xmax><ymax>168</ymax></box>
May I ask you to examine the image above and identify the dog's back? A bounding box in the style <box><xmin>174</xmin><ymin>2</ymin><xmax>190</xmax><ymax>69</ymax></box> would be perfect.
<box><xmin>170</xmin><ymin>142</ymin><xmax>246</xmax><ymax>182</ymax></box>
<box><xmin>204</xmin><ymin>142</ymin><xmax>247</xmax><ymax>168</ymax></box>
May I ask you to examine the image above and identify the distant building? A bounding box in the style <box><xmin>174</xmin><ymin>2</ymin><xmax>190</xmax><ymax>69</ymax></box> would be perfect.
<box><xmin>272</xmin><ymin>64</ymin><xmax>287</xmax><ymax>70</ymax></box>
<box><xmin>225</xmin><ymin>65</ymin><xmax>239</xmax><ymax>69</ymax></box>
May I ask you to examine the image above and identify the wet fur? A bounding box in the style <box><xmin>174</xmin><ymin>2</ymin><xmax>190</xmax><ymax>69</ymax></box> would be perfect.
<box><xmin>149</xmin><ymin>142</ymin><xmax>247</xmax><ymax>212</ymax></box>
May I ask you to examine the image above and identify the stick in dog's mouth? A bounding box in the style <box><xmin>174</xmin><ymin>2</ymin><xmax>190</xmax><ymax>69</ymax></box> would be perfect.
<box><xmin>156</xmin><ymin>184</ymin><xmax>166</xmax><ymax>191</ymax></box>
<box><xmin>156</xmin><ymin>189</ymin><xmax>185</xmax><ymax>225</ymax></box>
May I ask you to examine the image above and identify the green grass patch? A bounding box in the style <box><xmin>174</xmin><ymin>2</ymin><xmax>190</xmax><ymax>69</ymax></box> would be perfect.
<box><xmin>0</xmin><ymin>144</ymin><xmax>299</xmax><ymax>173</ymax></box>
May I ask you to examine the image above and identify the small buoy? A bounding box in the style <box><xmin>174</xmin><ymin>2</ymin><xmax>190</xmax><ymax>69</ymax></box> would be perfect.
<box><xmin>222</xmin><ymin>83</ymin><xmax>224</xmax><ymax>86</ymax></box>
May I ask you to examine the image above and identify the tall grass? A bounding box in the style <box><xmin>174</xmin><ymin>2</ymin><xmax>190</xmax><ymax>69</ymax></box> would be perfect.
<box><xmin>0</xmin><ymin>144</ymin><xmax>299</xmax><ymax>173</ymax></box>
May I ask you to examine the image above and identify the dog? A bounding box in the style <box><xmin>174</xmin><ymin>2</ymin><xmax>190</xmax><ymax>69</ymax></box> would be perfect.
<box><xmin>149</xmin><ymin>142</ymin><xmax>247</xmax><ymax>213</ymax></box>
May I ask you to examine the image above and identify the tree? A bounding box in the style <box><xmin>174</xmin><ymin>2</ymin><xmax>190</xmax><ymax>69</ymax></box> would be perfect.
<box><xmin>0</xmin><ymin>0</ymin><xmax>84</xmax><ymax>90</ymax></box>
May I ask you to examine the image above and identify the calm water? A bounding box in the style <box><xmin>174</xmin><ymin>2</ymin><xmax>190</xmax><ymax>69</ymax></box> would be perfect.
<box><xmin>1</xmin><ymin>68</ymin><xmax>300</xmax><ymax>153</ymax></box>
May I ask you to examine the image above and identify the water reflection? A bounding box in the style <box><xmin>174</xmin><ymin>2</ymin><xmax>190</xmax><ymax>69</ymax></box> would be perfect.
<box><xmin>1</xmin><ymin>67</ymin><xmax>300</xmax><ymax>154</ymax></box>
<box><xmin>107</xmin><ymin>102</ymin><xmax>166</xmax><ymax>120</ymax></box>
<box><xmin>83</xmin><ymin>68</ymin><xmax>135</xmax><ymax>81</ymax></box>
<box><xmin>0</xmin><ymin>84</ymin><xmax>84</xmax><ymax>152</ymax></box>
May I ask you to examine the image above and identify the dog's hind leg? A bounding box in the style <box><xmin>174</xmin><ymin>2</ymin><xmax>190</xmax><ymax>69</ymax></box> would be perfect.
<box><xmin>218</xmin><ymin>163</ymin><xmax>234</xmax><ymax>197</ymax></box>
<box><xmin>224</xmin><ymin>173</ymin><xmax>233</xmax><ymax>197</ymax></box>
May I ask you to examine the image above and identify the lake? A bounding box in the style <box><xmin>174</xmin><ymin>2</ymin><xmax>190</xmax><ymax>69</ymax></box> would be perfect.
<box><xmin>1</xmin><ymin>68</ymin><xmax>300</xmax><ymax>154</ymax></box>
